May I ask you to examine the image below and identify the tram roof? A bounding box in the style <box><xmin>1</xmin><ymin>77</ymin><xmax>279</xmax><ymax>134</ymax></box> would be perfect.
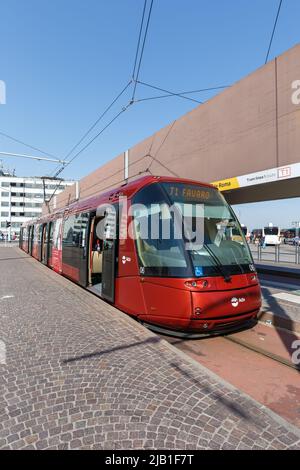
<box><xmin>21</xmin><ymin>175</ymin><xmax>216</xmax><ymax>227</ymax></box>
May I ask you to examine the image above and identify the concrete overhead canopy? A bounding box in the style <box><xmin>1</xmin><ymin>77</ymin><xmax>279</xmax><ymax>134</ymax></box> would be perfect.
<box><xmin>212</xmin><ymin>163</ymin><xmax>300</xmax><ymax>205</ymax></box>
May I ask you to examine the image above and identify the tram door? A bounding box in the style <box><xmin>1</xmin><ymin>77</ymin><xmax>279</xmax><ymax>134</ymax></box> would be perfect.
<box><xmin>26</xmin><ymin>228</ymin><xmax>30</xmax><ymax>253</ymax></box>
<box><xmin>48</xmin><ymin>222</ymin><xmax>54</xmax><ymax>268</ymax></box>
<box><xmin>101</xmin><ymin>205</ymin><xmax>118</xmax><ymax>303</ymax></box>
<box><xmin>29</xmin><ymin>226</ymin><xmax>34</xmax><ymax>255</ymax></box>
<box><xmin>62</xmin><ymin>212</ymin><xmax>89</xmax><ymax>286</ymax></box>
<box><xmin>41</xmin><ymin>224</ymin><xmax>48</xmax><ymax>265</ymax></box>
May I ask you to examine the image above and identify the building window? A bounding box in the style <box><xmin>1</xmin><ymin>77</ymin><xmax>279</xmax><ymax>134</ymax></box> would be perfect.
<box><xmin>1</xmin><ymin>182</ymin><xmax>9</xmax><ymax>187</ymax></box>
<box><xmin>1</xmin><ymin>192</ymin><xmax>9</xmax><ymax>197</ymax></box>
<box><xmin>10</xmin><ymin>212</ymin><xmax>25</xmax><ymax>217</ymax></box>
<box><xmin>1</xmin><ymin>212</ymin><xmax>9</xmax><ymax>217</ymax></box>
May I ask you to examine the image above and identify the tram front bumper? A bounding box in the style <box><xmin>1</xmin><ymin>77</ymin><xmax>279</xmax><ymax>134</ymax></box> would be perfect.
<box><xmin>186</xmin><ymin>284</ymin><xmax>261</xmax><ymax>332</ymax></box>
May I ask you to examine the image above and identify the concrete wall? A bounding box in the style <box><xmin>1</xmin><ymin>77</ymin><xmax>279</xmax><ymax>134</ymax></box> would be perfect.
<box><xmin>47</xmin><ymin>43</ymin><xmax>300</xmax><ymax>213</ymax></box>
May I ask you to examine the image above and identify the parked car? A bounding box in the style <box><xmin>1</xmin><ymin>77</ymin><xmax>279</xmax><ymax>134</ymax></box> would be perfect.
<box><xmin>284</xmin><ymin>236</ymin><xmax>300</xmax><ymax>246</ymax></box>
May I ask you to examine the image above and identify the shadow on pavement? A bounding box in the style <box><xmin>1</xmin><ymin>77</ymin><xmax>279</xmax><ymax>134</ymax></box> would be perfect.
<box><xmin>63</xmin><ymin>336</ymin><xmax>161</xmax><ymax>363</ymax></box>
<box><xmin>0</xmin><ymin>256</ymin><xmax>30</xmax><ymax>261</ymax></box>
<box><xmin>261</xmin><ymin>286</ymin><xmax>300</xmax><ymax>373</ymax></box>
<box><xmin>170</xmin><ymin>361</ymin><xmax>254</xmax><ymax>422</ymax></box>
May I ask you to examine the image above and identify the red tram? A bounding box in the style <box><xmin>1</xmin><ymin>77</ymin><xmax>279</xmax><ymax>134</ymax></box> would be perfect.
<box><xmin>19</xmin><ymin>176</ymin><xmax>261</xmax><ymax>336</ymax></box>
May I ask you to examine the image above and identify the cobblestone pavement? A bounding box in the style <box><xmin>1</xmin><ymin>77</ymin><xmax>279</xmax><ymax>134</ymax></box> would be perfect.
<box><xmin>260</xmin><ymin>284</ymin><xmax>300</xmax><ymax>325</ymax></box>
<box><xmin>0</xmin><ymin>247</ymin><xmax>299</xmax><ymax>450</ymax></box>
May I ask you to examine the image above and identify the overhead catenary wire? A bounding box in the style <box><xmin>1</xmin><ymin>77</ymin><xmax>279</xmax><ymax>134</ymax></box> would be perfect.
<box><xmin>0</xmin><ymin>151</ymin><xmax>67</xmax><ymax>164</ymax></box>
<box><xmin>265</xmin><ymin>0</ymin><xmax>283</xmax><ymax>64</ymax></box>
<box><xmin>41</xmin><ymin>76</ymin><xmax>226</xmax><ymax>207</ymax></box>
<box><xmin>136</xmin><ymin>81</ymin><xmax>202</xmax><ymax>104</ymax></box>
<box><xmin>135</xmin><ymin>85</ymin><xmax>231</xmax><ymax>103</ymax></box>
<box><xmin>56</xmin><ymin>169</ymin><xmax>153</xmax><ymax>207</ymax></box>
<box><xmin>64</xmin><ymin>81</ymin><xmax>132</xmax><ymax>162</ymax></box>
<box><xmin>47</xmin><ymin>103</ymin><xmax>133</xmax><ymax>205</ymax></box>
<box><xmin>132</xmin><ymin>0</ymin><xmax>148</xmax><ymax>81</ymax></box>
<box><xmin>146</xmin><ymin>120</ymin><xmax>177</xmax><ymax>175</ymax></box>
<box><xmin>56</xmin><ymin>121</ymin><xmax>179</xmax><ymax>207</ymax></box>
<box><xmin>47</xmin><ymin>82</ymin><xmax>206</xmax><ymax>207</ymax></box>
<box><xmin>51</xmin><ymin>151</ymin><xmax>154</xmax><ymax>207</ymax></box>
<box><xmin>53</xmin><ymin>118</ymin><xmax>179</xmax><ymax>205</ymax></box>
<box><xmin>45</xmin><ymin>0</ymin><xmax>230</xmax><ymax>210</ymax></box>
<box><xmin>48</xmin><ymin>0</ymin><xmax>226</xmax><ymax>199</ymax></box>
<box><xmin>0</xmin><ymin>130</ymin><xmax>58</xmax><ymax>159</ymax></box>
<box><xmin>58</xmin><ymin>104</ymin><xmax>132</xmax><ymax>175</ymax></box>
<box><xmin>49</xmin><ymin>75</ymin><xmax>216</xmax><ymax>198</ymax></box>
<box><xmin>131</xmin><ymin>0</ymin><xmax>154</xmax><ymax>101</ymax></box>
<box><xmin>46</xmin><ymin>3</ymin><xmax>155</xmax><ymax>205</ymax></box>
<box><xmin>50</xmin><ymin>1</ymin><xmax>152</xmax><ymax>181</ymax></box>
<box><xmin>48</xmin><ymin>80</ymin><xmax>133</xmax><ymax>179</ymax></box>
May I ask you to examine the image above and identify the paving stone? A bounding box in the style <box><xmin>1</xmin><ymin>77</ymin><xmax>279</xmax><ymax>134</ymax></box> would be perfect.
<box><xmin>0</xmin><ymin>247</ymin><xmax>299</xmax><ymax>450</ymax></box>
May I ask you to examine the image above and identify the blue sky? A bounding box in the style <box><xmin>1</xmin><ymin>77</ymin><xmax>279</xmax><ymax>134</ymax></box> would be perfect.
<box><xmin>0</xmin><ymin>0</ymin><xmax>300</xmax><ymax>229</ymax></box>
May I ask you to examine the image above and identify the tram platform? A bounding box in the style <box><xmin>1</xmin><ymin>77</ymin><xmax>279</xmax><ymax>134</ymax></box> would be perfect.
<box><xmin>256</xmin><ymin>261</ymin><xmax>300</xmax><ymax>278</ymax></box>
<box><xmin>254</xmin><ymin>262</ymin><xmax>300</xmax><ymax>334</ymax></box>
<box><xmin>0</xmin><ymin>246</ymin><xmax>299</xmax><ymax>450</ymax></box>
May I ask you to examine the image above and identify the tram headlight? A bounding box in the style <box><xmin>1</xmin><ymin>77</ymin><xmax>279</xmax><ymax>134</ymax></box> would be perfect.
<box><xmin>185</xmin><ymin>280</ymin><xmax>209</xmax><ymax>289</ymax></box>
<box><xmin>185</xmin><ymin>281</ymin><xmax>198</xmax><ymax>288</ymax></box>
<box><xmin>194</xmin><ymin>307</ymin><xmax>202</xmax><ymax>315</ymax></box>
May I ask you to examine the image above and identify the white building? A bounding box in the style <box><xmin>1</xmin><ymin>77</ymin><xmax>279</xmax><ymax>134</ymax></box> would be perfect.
<box><xmin>0</xmin><ymin>168</ymin><xmax>74</xmax><ymax>239</ymax></box>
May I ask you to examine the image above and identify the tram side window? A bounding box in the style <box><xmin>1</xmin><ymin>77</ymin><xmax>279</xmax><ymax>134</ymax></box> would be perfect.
<box><xmin>62</xmin><ymin>213</ymin><xmax>89</xmax><ymax>248</ymax></box>
<box><xmin>20</xmin><ymin>227</ymin><xmax>27</xmax><ymax>243</ymax></box>
<box><xmin>53</xmin><ymin>219</ymin><xmax>62</xmax><ymax>250</ymax></box>
<box><xmin>75</xmin><ymin>213</ymin><xmax>89</xmax><ymax>247</ymax></box>
<box><xmin>33</xmin><ymin>225</ymin><xmax>39</xmax><ymax>243</ymax></box>
<box><xmin>62</xmin><ymin>216</ymin><xmax>75</xmax><ymax>247</ymax></box>
<box><xmin>38</xmin><ymin>225</ymin><xmax>43</xmax><ymax>244</ymax></box>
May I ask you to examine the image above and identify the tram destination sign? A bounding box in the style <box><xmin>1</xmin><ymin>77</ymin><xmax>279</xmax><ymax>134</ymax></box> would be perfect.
<box><xmin>163</xmin><ymin>183</ymin><xmax>220</xmax><ymax>204</ymax></box>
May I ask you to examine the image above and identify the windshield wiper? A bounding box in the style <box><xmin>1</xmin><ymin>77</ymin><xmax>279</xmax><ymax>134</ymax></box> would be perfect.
<box><xmin>202</xmin><ymin>244</ymin><xmax>232</xmax><ymax>283</ymax></box>
<box><xmin>229</xmin><ymin>248</ymin><xmax>246</xmax><ymax>275</ymax></box>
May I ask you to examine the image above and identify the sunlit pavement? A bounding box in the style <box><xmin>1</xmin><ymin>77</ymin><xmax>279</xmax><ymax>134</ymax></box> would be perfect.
<box><xmin>164</xmin><ymin>322</ymin><xmax>300</xmax><ymax>428</ymax></box>
<box><xmin>163</xmin><ymin>273</ymin><xmax>300</xmax><ymax>428</ymax></box>
<box><xmin>0</xmin><ymin>247</ymin><xmax>299</xmax><ymax>449</ymax></box>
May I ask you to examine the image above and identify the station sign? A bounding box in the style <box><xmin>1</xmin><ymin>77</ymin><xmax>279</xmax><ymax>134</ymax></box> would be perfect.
<box><xmin>212</xmin><ymin>162</ymin><xmax>300</xmax><ymax>192</ymax></box>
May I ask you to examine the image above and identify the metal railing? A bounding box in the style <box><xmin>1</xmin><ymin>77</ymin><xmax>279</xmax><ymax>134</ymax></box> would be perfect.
<box><xmin>0</xmin><ymin>239</ymin><xmax>19</xmax><ymax>247</ymax></box>
<box><xmin>250</xmin><ymin>243</ymin><xmax>300</xmax><ymax>264</ymax></box>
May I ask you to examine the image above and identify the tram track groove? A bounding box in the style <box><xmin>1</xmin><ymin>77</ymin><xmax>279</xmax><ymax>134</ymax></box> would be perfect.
<box><xmin>223</xmin><ymin>334</ymin><xmax>300</xmax><ymax>371</ymax></box>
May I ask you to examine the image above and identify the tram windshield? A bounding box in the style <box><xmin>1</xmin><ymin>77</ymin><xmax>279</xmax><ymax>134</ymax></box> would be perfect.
<box><xmin>132</xmin><ymin>182</ymin><xmax>253</xmax><ymax>278</ymax></box>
